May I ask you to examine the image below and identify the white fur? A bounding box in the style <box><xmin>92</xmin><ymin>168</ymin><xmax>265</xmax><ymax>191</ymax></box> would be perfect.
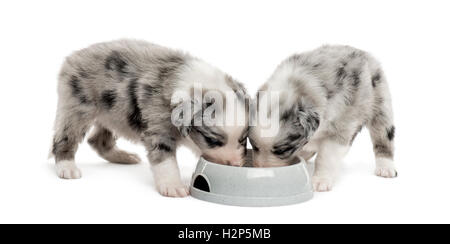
<box><xmin>55</xmin><ymin>160</ymin><xmax>82</xmax><ymax>179</ymax></box>
<box><xmin>151</xmin><ymin>157</ymin><xmax>189</xmax><ymax>197</ymax></box>
<box><xmin>375</xmin><ymin>157</ymin><xmax>397</xmax><ymax>178</ymax></box>
<box><xmin>312</xmin><ymin>140</ymin><xmax>349</xmax><ymax>192</ymax></box>
<box><xmin>176</xmin><ymin>59</ymin><xmax>235</xmax><ymax>96</ymax></box>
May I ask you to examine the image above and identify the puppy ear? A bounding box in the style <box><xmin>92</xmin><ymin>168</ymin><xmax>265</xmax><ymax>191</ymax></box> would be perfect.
<box><xmin>171</xmin><ymin>97</ymin><xmax>202</xmax><ymax>137</ymax></box>
<box><xmin>298</xmin><ymin>110</ymin><xmax>320</xmax><ymax>138</ymax></box>
<box><xmin>171</xmin><ymin>92</ymin><xmax>219</xmax><ymax>137</ymax></box>
<box><xmin>225</xmin><ymin>75</ymin><xmax>248</xmax><ymax>102</ymax></box>
<box><xmin>296</xmin><ymin>99</ymin><xmax>320</xmax><ymax>138</ymax></box>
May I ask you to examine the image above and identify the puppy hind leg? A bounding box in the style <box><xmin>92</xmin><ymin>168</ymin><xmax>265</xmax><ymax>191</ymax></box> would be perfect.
<box><xmin>368</xmin><ymin>69</ymin><xmax>397</xmax><ymax>178</ymax></box>
<box><xmin>368</xmin><ymin>116</ymin><xmax>397</xmax><ymax>178</ymax></box>
<box><xmin>52</xmin><ymin>111</ymin><xmax>93</xmax><ymax>179</ymax></box>
<box><xmin>88</xmin><ymin>125</ymin><xmax>141</xmax><ymax>164</ymax></box>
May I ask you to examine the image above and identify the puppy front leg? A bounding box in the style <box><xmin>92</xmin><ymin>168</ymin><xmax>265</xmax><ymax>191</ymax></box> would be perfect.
<box><xmin>143</xmin><ymin>135</ymin><xmax>189</xmax><ymax>198</ymax></box>
<box><xmin>151</xmin><ymin>156</ymin><xmax>189</xmax><ymax>197</ymax></box>
<box><xmin>312</xmin><ymin>140</ymin><xmax>349</xmax><ymax>192</ymax></box>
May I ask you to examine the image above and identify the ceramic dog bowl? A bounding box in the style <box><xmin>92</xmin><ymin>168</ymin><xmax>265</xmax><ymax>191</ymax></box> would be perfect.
<box><xmin>190</xmin><ymin>150</ymin><xmax>313</xmax><ymax>207</ymax></box>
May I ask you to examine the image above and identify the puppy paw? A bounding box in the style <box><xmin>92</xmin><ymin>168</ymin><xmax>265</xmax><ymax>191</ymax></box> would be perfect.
<box><xmin>55</xmin><ymin>160</ymin><xmax>82</xmax><ymax>179</ymax></box>
<box><xmin>375</xmin><ymin>158</ymin><xmax>397</xmax><ymax>178</ymax></box>
<box><xmin>104</xmin><ymin>150</ymin><xmax>141</xmax><ymax>164</ymax></box>
<box><xmin>375</xmin><ymin>166</ymin><xmax>398</xmax><ymax>178</ymax></box>
<box><xmin>156</xmin><ymin>181</ymin><xmax>190</xmax><ymax>198</ymax></box>
<box><xmin>312</xmin><ymin>175</ymin><xmax>333</xmax><ymax>192</ymax></box>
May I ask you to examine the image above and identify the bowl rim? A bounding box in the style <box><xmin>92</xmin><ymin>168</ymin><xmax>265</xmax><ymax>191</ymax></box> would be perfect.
<box><xmin>199</xmin><ymin>156</ymin><xmax>306</xmax><ymax>171</ymax></box>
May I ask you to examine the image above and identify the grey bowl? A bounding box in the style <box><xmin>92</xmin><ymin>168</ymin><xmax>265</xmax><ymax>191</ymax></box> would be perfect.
<box><xmin>190</xmin><ymin>150</ymin><xmax>313</xmax><ymax>207</ymax></box>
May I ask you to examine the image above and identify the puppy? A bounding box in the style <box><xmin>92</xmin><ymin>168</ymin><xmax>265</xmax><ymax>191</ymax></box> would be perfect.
<box><xmin>249</xmin><ymin>45</ymin><xmax>396</xmax><ymax>192</ymax></box>
<box><xmin>50</xmin><ymin>39</ymin><xmax>248</xmax><ymax>197</ymax></box>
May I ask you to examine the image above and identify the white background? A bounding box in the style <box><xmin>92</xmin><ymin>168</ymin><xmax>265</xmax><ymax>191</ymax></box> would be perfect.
<box><xmin>0</xmin><ymin>0</ymin><xmax>449</xmax><ymax>224</ymax></box>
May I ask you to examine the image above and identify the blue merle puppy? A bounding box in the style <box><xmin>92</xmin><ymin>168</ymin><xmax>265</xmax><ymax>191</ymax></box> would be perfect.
<box><xmin>50</xmin><ymin>40</ymin><xmax>248</xmax><ymax>197</ymax></box>
<box><xmin>249</xmin><ymin>45</ymin><xmax>396</xmax><ymax>192</ymax></box>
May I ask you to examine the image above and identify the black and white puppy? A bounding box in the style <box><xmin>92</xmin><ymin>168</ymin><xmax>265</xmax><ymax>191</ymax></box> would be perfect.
<box><xmin>50</xmin><ymin>40</ymin><xmax>248</xmax><ymax>197</ymax></box>
<box><xmin>249</xmin><ymin>45</ymin><xmax>396</xmax><ymax>192</ymax></box>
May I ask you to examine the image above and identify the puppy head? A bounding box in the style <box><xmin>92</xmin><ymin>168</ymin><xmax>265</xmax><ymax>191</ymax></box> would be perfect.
<box><xmin>189</xmin><ymin>123</ymin><xmax>248</xmax><ymax>166</ymax></box>
<box><xmin>249</xmin><ymin>98</ymin><xmax>320</xmax><ymax>167</ymax></box>
<box><xmin>172</xmin><ymin>79</ymin><xmax>249</xmax><ymax>166</ymax></box>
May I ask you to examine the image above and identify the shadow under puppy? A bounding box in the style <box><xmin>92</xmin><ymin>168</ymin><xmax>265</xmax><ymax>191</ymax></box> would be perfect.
<box><xmin>249</xmin><ymin>45</ymin><xmax>397</xmax><ymax>192</ymax></box>
<box><xmin>50</xmin><ymin>39</ymin><xmax>249</xmax><ymax>197</ymax></box>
